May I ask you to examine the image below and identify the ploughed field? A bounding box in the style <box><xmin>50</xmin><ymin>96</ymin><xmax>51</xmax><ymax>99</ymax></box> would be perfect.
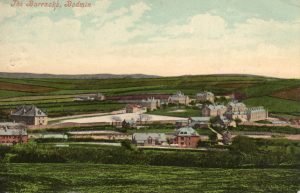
<box><xmin>1</xmin><ymin>163</ymin><xmax>299</xmax><ymax>193</ymax></box>
<box><xmin>0</xmin><ymin>75</ymin><xmax>299</xmax><ymax>118</ymax></box>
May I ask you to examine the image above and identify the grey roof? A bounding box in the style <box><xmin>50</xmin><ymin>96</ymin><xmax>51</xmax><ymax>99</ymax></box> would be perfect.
<box><xmin>0</xmin><ymin>128</ymin><xmax>27</xmax><ymax>136</ymax></box>
<box><xmin>176</xmin><ymin>127</ymin><xmax>199</xmax><ymax>136</ymax></box>
<box><xmin>206</xmin><ymin>104</ymin><xmax>226</xmax><ymax>110</ymax></box>
<box><xmin>218</xmin><ymin>116</ymin><xmax>230</xmax><ymax>123</ymax></box>
<box><xmin>228</xmin><ymin>102</ymin><xmax>246</xmax><ymax>107</ymax></box>
<box><xmin>12</xmin><ymin>105</ymin><xmax>47</xmax><ymax>117</ymax></box>
<box><xmin>196</xmin><ymin>91</ymin><xmax>214</xmax><ymax>96</ymax></box>
<box><xmin>225</xmin><ymin>111</ymin><xmax>247</xmax><ymax>115</ymax></box>
<box><xmin>247</xmin><ymin>106</ymin><xmax>266</xmax><ymax>112</ymax></box>
<box><xmin>133</xmin><ymin>133</ymin><xmax>167</xmax><ymax>143</ymax></box>
<box><xmin>0</xmin><ymin>122</ymin><xmax>26</xmax><ymax>130</ymax></box>
<box><xmin>68</xmin><ymin>130</ymin><xmax>124</xmax><ymax>135</ymax></box>
<box><xmin>189</xmin><ymin>117</ymin><xmax>211</xmax><ymax>122</ymax></box>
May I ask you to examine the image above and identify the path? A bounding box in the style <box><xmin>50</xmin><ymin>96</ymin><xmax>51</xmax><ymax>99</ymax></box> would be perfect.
<box><xmin>208</xmin><ymin>126</ymin><xmax>223</xmax><ymax>145</ymax></box>
<box><xmin>48</xmin><ymin>109</ymin><xmax>125</xmax><ymax>122</ymax></box>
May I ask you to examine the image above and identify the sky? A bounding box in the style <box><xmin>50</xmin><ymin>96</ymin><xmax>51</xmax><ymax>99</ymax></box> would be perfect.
<box><xmin>0</xmin><ymin>0</ymin><xmax>300</xmax><ymax>78</ymax></box>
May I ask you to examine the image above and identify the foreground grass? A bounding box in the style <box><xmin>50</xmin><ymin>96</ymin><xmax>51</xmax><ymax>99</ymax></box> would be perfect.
<box><xmin>0</xmin><ymin>163</ymin><xmax>299</xmax><ymax>193</ymax></box>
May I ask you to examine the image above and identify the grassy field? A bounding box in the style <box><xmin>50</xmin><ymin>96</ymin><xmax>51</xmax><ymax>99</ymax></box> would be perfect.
<box><xmin>0</xmin><ymin>75</ymin><xmax>299</xmax><ymax>118</ymax></box>
<box><xmin>1</xmin><ymin>163</ymin><xmax>299</xmax><ymax>193</ymax></box>
<box><xmin>244</xmin><ymin>96</ymin><xmax>300</xmax><ymax>117</ymax></box>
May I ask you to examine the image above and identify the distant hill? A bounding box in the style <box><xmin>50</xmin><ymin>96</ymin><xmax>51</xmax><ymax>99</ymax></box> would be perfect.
<box><xmin>0</xmin><ymin>72</ymin><xmax>161</xmax><ymax>79</ymax></box>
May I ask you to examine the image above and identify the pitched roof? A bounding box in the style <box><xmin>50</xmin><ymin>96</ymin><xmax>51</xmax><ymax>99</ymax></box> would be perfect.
<box><xmin>0</xmin><ymin>128</ymin><xmax>27</xmax><ymax>136</ymax></box>
<box><xmin>126</xmin><ymin>104</ymin><xmax>142</xmax><ymax>108</ymax></box>
<box><xmin>0</xmin><ymin>122</ymin><xmax>26</xmax><ymax>130</ymax></box>
<box><xmin>247</xmin><ymin>106</ymin><xmax>266</xmax><ymax>112</ymax></box>
<box><xmin>189</xmin><ymin>117</ymin><xmax>210</xmax><ymax>122</ymax></box>
<box><xmin>206</xmin><ymin>104</ymin><xmax>226</xmax><ymax>110</ymax></box>
<box><xmin>12</xmin><ymin>105</ymin><xmax>47</xmax><ymax>117</ymax></box>
<box><xmin>133</xmin><ymin>133</ymin><xmax>167</xmax><ymax>143</ymax></box>
<box><xmin>68</xmin><ymin>130</ymin><xmax>124</xmax><ymax>135</ymax></box>
<box><xmin>218</xmin><ymin>116</ymin><xmax>230</xmax><ymax>124</ymax></box>
<box><xmin>176</xmin><ymin>127</ymin><xmax>199</xmax><ymax>136</ymax></box>
<box><xmin>196</xmin><ymin>91</ymin><xmax>214</xmax><ymax>96</ymax></box>
<box><xmin>228</xmin><ymin>102</ymin><xmax>246</xmax><ymax>107</ymax></box>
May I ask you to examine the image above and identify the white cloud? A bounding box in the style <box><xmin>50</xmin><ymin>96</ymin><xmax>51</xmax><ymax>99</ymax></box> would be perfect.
<box><xmin>0</xmin><ymin>1</ymin><xmax>300</xmax><ymax>78</ymax></box>
<box><xmin>164</xmin><ymin>13</ymin><xmax>227</xmax><ymax>38</ymax></box>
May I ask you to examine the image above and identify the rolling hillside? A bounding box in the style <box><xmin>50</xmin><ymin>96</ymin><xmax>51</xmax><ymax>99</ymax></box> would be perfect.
<box><xmin>0</xmin><ymin>74</ymin><xmax>299</xmax><ymax>119</ymax></box>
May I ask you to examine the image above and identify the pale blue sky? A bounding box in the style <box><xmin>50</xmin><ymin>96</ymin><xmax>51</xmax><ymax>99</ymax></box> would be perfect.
<box><xmin>0</xmin><ymin>0</ymin><xmax>300</xmax><ymax>77</ymax></box>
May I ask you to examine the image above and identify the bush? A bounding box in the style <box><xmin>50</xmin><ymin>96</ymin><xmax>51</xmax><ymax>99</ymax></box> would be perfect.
<box><xmin>230</xmin><ymin>136</ymin><xmax>258</xmax><ymax>154</ymax></box>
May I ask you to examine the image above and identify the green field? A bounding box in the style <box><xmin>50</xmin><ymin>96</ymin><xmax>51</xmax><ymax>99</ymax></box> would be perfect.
<box><xmin>0</xmin><ymin>75</ymin><xmax>299</xmax><ymax>118</ymax></box>
<box><xmin>1</xmin><ymin>163</ymin><xmax>299</xmax><ymax>193</ymax></box>
<box><xmin>244</xmin><ymin>96</ymin><xmax>300</xmax><ymax>116</ymax></box>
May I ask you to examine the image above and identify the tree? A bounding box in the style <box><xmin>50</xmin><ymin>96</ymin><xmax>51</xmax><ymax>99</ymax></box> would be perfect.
<box><xmin>209</xmin><ymin>116</ymin><xmax>219</xmax><ymax>124</ymax></box>
<box><xmin>121</xmin><ymin>140</ymin><xmax>134</xmax><ymax>151</ymax></box>
<box><xmin>209</xmin><ymin>132</ymin><xmax>218</xmax><ymax>145</ymax></box>
<box><xmin>230</xmin><ymin>136</ymin><xmax>258</xmax><ymax>154</ymax></box>
<box><xmin>234</xmin><ymin>118</ymin><xmax>242</xmax><ymax>125</ymax></box>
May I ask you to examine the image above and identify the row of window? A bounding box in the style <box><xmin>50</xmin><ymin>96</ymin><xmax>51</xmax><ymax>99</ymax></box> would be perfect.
<box><xmin>0</xmin><ymin>136</ymin><xmax>21</xmax><ymax>139</ymax></box>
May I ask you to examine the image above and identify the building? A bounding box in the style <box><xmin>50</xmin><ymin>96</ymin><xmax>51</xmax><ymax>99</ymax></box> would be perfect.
<box><xmin>225</xmin><ymin>111</ymin><xmax>248</xmax><ymax>121</ymax></box>
<box><xmin>140</xmin><ymin>98</ymin><xmax>161</xmax><ymax>111</ymax></box>
<box><xmin>196</xmin><ymin>91</ymin><xmax>215</xmax><ymax>103</ymax></box>
<box><xmin>74</xmin><ymin>96</ymin><xmax>95</xmax><ymax>101</ymax></box>
<box><xmin>125</xmin><ymin>104</ymin><xmax>146</xmax><ymax>113</ymax></box>
<box><xmin>175</xmin><ymin>120</ymin><xmax>189</xmax><ymax>128</ymax></box>
<box><xmin>132</xmin><ymin>133</ymin><xmax>167</xmax><ymax>146</ymax></box>
<box><xmin>168</xmin><ymin>91</ymin><xmax>190</xmax><ymax>105</ymax></box>
<box><xmin>188</xmin><ymin>117</ymin><xmax>211</xmax><ymax>128</ymax></box>
<box><xmin>247</xmin><ymin>107</ymin><xmax>268</xmax><ymax>122</ymax></box>
<box><xmin>221</xmin><ymin>130</ymin><xmax>232</xmax><ymax>145</ymax></box>
<box><xmin>122</xmin><ymin>119</ymin><xmax>137</xmax><ymax>128</ymax></box>
<box><xmin>0</xmin><ymin>123</ymin><xmax>28</xmax><ymax>145</ymax></box>
<box><xmin>74</xmin><ymin>93</ymin><xmax>105</xmax><ymax>101</ymax></box>
<box><xmin>225</xmin><ymin>101</ymin><xmax>248</xmax><ymax>121</ymax></box>
<box><xmin>202</xmin><ymin>104</ymin><xmax>227</xmax><ymax>117</ymax></box>
<box><xmin>173</xmin><ymin>127</ymin><xmax>201</xmax><ymax>148</ymax></box>
<box><xmin>94</xmin><ymin>93</ymin><xmax>106</xmax><ymax>101</ymax></box>
<box><xmin>212</xmin><ymin>116</ymin><xmax>236</xmax><ymax>128</ymax></box>
<box><xmin>11</xmin><ymin>105</ymin><xmax>48</xmax><ymax>125</ymax></box>
<box><xmin>68</xmin><ymin>130</ymin><xmax>131</xmax><ymax>140</ymax></box>
<box><xmin>227</xmin><ymin>101</ymin><xmax>247</xmax><ymax>112</ymax></box>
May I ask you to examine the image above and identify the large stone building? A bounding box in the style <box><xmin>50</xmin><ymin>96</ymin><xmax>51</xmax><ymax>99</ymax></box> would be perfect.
<box><xmin>202</xmin><ymin>105</ymin><xmax>227</xmax><ymax>117</ymax></box>
<box><xmin>0</xmin><ymin>123</ymin><xmax>28</xmax><ymax>145</ymax></box>
<box><xmin>132</xmin><ymin>133</ymin><xmax>167</xmax><ymax>146</ymax></box>
<box><xmin>227</xmin><ymin>102</ymin><xmax>247</xmax><ymax>112</ymax></box>
<box><xmin>168</xmin><ymin>91</ymin><xmax>190</xmax><ymax>105</ymax></box>
<box><xmin>74</xmin><ymin>93</ymin><xmax>105</xmax><ymax>101</ymax></box>
<box><xmin>247</xmin><ymin>107</ymin><xmax>268</xmax><ymax>122</ymax></box>
<box><xmin>140</xmin><ymin>97</ymin><xmax>160</xmax><ymax>111</ymax></box>
<box><xmin>225</xmin><ymin>101</ymin><xmax>248</xmax><ymax>121</ymax></box>
<box><xmin>11</xmin><ymin>105</ymin><xmax>48</xmax><ymax>126</ymax></box>
<box><xmin>188</xmin><ymin>117</ymin><xmax>211</xmax><ymax>128</ymax></box>
<box><xmin>68</xmin><ymin>130</ymin><xmax>131</xmax><ymax>141</ymax></box>
<box><xmin>173</xmin><ymin>127</ymin><xmax>201</xmax><ymax>148</ymax></box>
<box><xmin>125</xmin><ymin>104</ymin><xmax>146</xmax><ymax>113</ymax></box>
<box><xmin>212</xmin><ymin>116</ymin><xmax>236</xmax><ymax>128</ymax></box>
<box><xmin>196</xmin><ymin>91</ymin><xmax>215</xmax><ymax>103</ymax></box>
